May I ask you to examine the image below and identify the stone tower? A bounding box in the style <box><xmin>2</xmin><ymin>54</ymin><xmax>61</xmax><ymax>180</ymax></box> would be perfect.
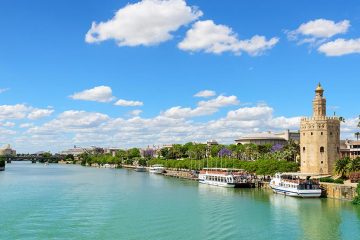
<box><xmin>300</xmin><ymin>84</ymin><xmax>340</xmax><ymax>175</ymax></box>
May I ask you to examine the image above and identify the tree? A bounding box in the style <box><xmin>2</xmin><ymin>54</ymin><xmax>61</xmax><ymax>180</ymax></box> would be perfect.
<box><xmin>65</xmin><ymin>154</ymin><xmax>74</xmax><ymax>161</ymax></box>
<box><xmin>348</xmin><ymin>157</ymin><xmax>360</xmax><ymax>173</ymax></box>
<box><xmin>116</xmin><ymin>149</ymin><xmax>127</xmax><ymax>160</ymax></box>
<box><xmin>355</xmin><ymin>132</ymin><xmax>360</xmax><ymax>141</ymax></box>
<box><xmin>127</xmin><ymin>148</ymin><xmax>141</xmax><ymax>159</ymax></box>
<box><xmin>335</xmin><ymin>157</ymin><xmax>350</xmax><ymax>178</ymax></box>
<box><xmin>210</xmin><ymin>145</ymin><xmax>223</xmax><ymax>158</ymax></box>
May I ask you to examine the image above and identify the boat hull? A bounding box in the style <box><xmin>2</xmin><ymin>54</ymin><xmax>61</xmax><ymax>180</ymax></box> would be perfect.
<box><xmin>199</xmin><ymin>180</ymin><xmax>235</xmax><ymax>188</ymax></box>
<box><xmin>135</xmin><ymin>167</ymin><xmax>146</xmax><ymax>172</ymax></box>
<box><xmin>270</xmin><ymin>185</ymin><xmax>321</xmax><ymax>198</ymax></box>
<box><xmin>0</xmin><ymin>167</ymin><xmax>5</xmax><ymax>171</ymax></box>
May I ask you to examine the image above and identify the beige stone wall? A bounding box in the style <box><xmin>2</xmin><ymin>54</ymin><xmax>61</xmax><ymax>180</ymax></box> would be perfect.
<box><xmin>300</xmin><ymin>117</ymin><xmax>340</xmax><ymax>175</ymax></box>
<box><xmin>321</xmin><ymin>183</ymin><xmax>357</xmax><ymax>201</ymax></box>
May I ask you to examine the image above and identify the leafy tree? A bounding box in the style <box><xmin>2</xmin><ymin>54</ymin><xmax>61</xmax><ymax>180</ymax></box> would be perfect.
<box><xmin>65</xmin><ymin>154</ymin><xmax>74</xmax><ymax>161</ymax></box>
<box><xmin>116</xmin><ymin>150</ymin><xmax>128</xmax><ymax>160</ymax></box>
<box><xmin>160</xmin><ymin>148</ymin><xmax>170</xmax><ymax>159</ymax></box>
<box><xmin>127</xmin><ymin>148</ymin><xmax>141</xmax><ymax>159</ymax></box>
<box><xmin>210</xmin><ymin>145</ymin><xmax>223</xmax><ymax>158</ymax></box>
<box><xmin>0</xmin><ymin>159</ymin><xmax>5</xmax><ymax>168</ymax></box>
<box><xmin>41</xmin><ymin>152</ymin><xmax>52</xmax><ymax>158</ymax></box>
<box><xmin>257</xmin><ymin>144</ymin><xmax>272</xmax><ymax>154</ymax></box>
<box><xmin>138</xmin><ymin>158</ymin><xmax>147</xmax><ymax>167</ymax></box>
<box><xmin>355</xmin><ymin>132</ymin><xmax>360</xmax><ymax>141</ymax></box>
<box><xmin>335</xmin><ymin>157</ymin><xmax>350</xmax><ymax>178</ymax></box>
<box><xmin>348</xmin><ymin>157</ymin><xmax>360</xmax><ymax>173</ymax></box>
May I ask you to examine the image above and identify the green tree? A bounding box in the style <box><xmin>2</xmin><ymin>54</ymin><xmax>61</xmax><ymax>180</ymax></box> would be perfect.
<box><xmin>335</xmin><ymin>157</ymin><xmax>350</xmax><ymax>178</ymax></box>
<box><xmin>65</xmin><ymin>154</ymin><xmax>74</xmax><ymax>161</ymax></box>
<box><xmin>116</xmin><ymin>149</ymin><xmax>127</xmax><ymax>160</ymax></box>
<box><xmin>127</xmin><ymin>148</ymin><xmax>141</xmax><ymax>159</ymax></box>
<box><xmin>355</xmin><ymin>132</ymin><xmax>360</xmax><ymax>141</ymax></box>
<box><xmin>348</xmin><ymin>157</ymin><xmax>360</xmax><ymax>173</ymax></box>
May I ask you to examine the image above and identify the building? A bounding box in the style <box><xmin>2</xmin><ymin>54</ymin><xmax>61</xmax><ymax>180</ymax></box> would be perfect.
<box><xmin>340</xmin><ymin>140</ymin><xmax>360</xmax><ymax>159</ymax></box>
<box><xmin>0</xmin><ymin>144</ymin><xmax>16</xmax><ymax>156</ymax></box>
<box><xmin>235</xmin><ymin>130</ymin><xmax>300</xmax><ymax>146</ymax></box>
<box><xmin>206</xmin><ymin>140</ymin><xmax>219</xmax><ymax>147</ymax></box>
<box><xmin>300</xmin><ymin>84</ymin><xmax>340</xmax><ymax>175</ymax></box>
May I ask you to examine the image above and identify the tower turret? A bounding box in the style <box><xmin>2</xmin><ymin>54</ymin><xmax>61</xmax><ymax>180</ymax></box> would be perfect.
<box><xmin>313</xmin><ymin>83</ymin><xmax>326</xmax><ymax>117</ymax></box>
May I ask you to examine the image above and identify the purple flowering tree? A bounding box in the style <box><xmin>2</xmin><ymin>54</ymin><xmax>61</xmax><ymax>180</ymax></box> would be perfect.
<box><xmin>143</xmin><ymin>149</ymin><xmax>155</xmax><ymax>159</ymax></box>
<box><xmin>271</xmin><ymin>144</ymin><xmax>284</xmax><ymax>153</ymax></box>
<box><xmin>218</xmin><ymin>148</ymin><xmax>232</xmax><ymax>158</ymax></box>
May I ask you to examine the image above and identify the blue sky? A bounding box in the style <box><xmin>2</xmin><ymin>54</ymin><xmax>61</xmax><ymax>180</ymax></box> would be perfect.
<box><xmin>0</xmin><ymin>0</ymin><xmax>359</xmax><ymax>153</ymax></box>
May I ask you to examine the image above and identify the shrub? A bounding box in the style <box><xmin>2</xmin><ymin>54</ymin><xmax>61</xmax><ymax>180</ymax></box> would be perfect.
<box><xmin>353</xmin><ymin>184</ymin><xmax>360</xmax><ymax>205</ymax></box>
<box><xmin>0</xmin><ymin>159</ymin><xmax>5</xmax><ymax>168</ymax></box>
<box><xmin>319</xmin><ymin>177</ymin><xmax>344</xmax><ymax>184</ymax></box>
<box><xmin>350</xmin><ymin>172</ymin><xmax>360</xmax><ymax>183</ymax></box>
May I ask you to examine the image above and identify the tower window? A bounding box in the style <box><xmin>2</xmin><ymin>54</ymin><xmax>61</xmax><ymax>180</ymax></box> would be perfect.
<box><xmin>321</xmin><ymin>132</ymin><xmax>323</xmax><ymax>135</ymax></box>
<box><xmin>303</xmin><ymin>133</ymin><xmax>305</xmax><ymax>136</ymax></box>
<box><xmin>303</xmin><ymin>147</ymin><xmax>305</xmax><ymax>152</ymax></box>
<box><xmin>321</xmin><ymin>161</ymin><xmax>323</xmax><ymax>164</ymax></box>
<box><xmin>320</xmin><ymin>146</ymin><xmax>325</xmax><ymax>153</ymax></box>
<box><xmin>311</xmin><ymin>132</ymin><xmax>313</xmax><ymax>135</ymax></box>
<box><xmin>330</xmin><ymin>132</ymin><xmax>333</xmax><ymax>135</ymax></box>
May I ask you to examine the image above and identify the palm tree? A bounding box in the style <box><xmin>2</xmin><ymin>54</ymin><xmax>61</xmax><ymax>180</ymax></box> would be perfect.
<box><xmin>335</xmin><ymin>157</ymin><xmax>350</xmax><ymax>178</ymax></box>
<box><xmin>355</xmin><ymin>132</ymin><xmax>360</xmax><ymax>141</ymax></box>
<box><xmin>339</xmin><ymin>116</ymin><xmax>345</xmax><ymax>123</ymax></box>
<box><xmin>348</xmin><ymin>157</ymin><xmax>360</xmax><ymax>173</ymax></box>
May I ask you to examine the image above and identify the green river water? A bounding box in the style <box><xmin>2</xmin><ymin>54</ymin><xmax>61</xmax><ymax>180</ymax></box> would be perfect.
<box><xmin>0</xmin><ymin>162</ymin><xmax>359</xmax><ymax>240</ymax></box>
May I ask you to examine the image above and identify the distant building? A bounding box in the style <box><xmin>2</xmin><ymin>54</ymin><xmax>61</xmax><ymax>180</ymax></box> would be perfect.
<box><xmin>104</xmin><ymin>147</ymin><xmax>121</xmax><ymax>157</ymax></box>
<box><xmin>300</xmin><ymin>84</ymin><xmax>340</xmax><ymax>175</ymax></box>
<box><xmin>235</xmin><ymin>130</ymin><xmax>300</xmax><ymax>146</ymax></box>
<box><xmin>206</xmin><ymin>140</ymin><xmax>219</xmax><ymax>147</ymax></box>
<box><xmin>0</xmin><ymin>144</ymin><xmax>16</xmax><ymax>156</ymax></box>
<box><xmin>340</xmin><ymin>140</ymin><xmax>360</xmax><ymax>159</ymax></box>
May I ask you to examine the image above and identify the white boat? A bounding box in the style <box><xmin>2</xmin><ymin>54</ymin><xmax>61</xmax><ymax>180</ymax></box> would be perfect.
<box><xmin>135</xmin><ymin>166</ymin><xmax>146</xmax><ymax>172</ymax></box>
<box><xmin>198</xmin><ymin>168</ymin><xmax>251</xmax><ymax>188</ymax></box>
<box><xmin>270</xmin><ymin>173</ymin><xmax>322</xmax><ymax>198</ymax></box>
<box><xmin>149</xmin><ymin>164</ymin><xmax>165</xmax><ymax>174</ymax></box>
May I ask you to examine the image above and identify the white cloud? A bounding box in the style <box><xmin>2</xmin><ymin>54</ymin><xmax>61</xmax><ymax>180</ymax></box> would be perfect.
<box><xmin>0</xmin><ymin>121</ymin><xmax>16</xmax><ymax>127</ymax></box>
<box><xmin>130</xmin><ymin>110</ymin><xmax>143</xmax><ymax>116</ymax></box>
<box><xmin>318</xmin><ymin>38</ymin><xmax>360</xmax><ymax>56</ymax></box>
<box><xmin>162</xmin><ymin>95</ymin><xmax>239</xmax><ymax>118</ymax></box>
<box><xmin>114</xmin><ymin>99</ymin><xmax>144</xmax><ymax>107</ymax></box>
<box><xmin>0</xmin><ymin>104</ymin><xmax>31</xmax><ymax>120</ymax></box>
<box><xmin>288</xmin><ymin>19</ymin><xmax>350</xmax><ymax>39</ymax></box>
<box><xmin>70</xmin><ymin>86</ymin><xmax>115</xmax><ymax>103</ymax></box>
<box><xmin>194</xmin><ymin>90</ymin><xmax>216</xmax><ymax>98</ymax></box>
<box><xmin>19</xmin><ymin>123</ymin><xmax>34</xmax><ymax>128</ymax></box>
<box><xmin>0</xmin><ymin>88</ymin><xmax>9</xmax><ymax>93</ymax></box>
<box><xmin>226</xmin><ymin>105</ymin><xmax>273</xmax><ymax>121</ymax></box>
<box><xmin>85</xmin><ymin>0</ymin><xmax>202</xmax><ymax>47</ymax></box>
<box><xmin>178</xmin><ymin>20</ymin><xmax>279</xmax><ymax>55</ymax></box>
<box><xmin>28</xmin><ymin>108</ymin><xmax>54</xmax><ymax>120</ymax></box>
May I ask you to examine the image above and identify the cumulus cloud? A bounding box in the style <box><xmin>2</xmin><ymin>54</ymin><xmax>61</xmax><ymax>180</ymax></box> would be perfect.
<box><xmin>162</xmin><ymin>95</ymin><xmax>239</xmax><ymax>118</ymax></box>
<box><xmin>178</xmin><ymin>20</ymin><xmax>279</xmax><ymax>55</ymax></box>
<box><xmin>19</xmin><ymin>123</ymin><xmax>34</xmax><ymax>128</ymax></box>
<box><xmin>70</xmin><ymin>86</ymin><xmax>115</xmax><ymax>103</ymax></box>
<box><xmin>287</xmin><ymin>19</ymin><xmax>350</xmax><ymax>46</ymax></box>
<box><xmin>0</xmin><ymin>88</ymin><xmax>9</xmax><ymax>93</ymax></box>
<box><xmin>194</xmin><ymin>90</ymin><xmax>216</xmax><ymax>98</ymax></box>
<box><xmin>0</xmin><ymin>121</ymin><xmax>16</xmax><ymax>127</ymax></box>
<box><xmin>28</xmin><ymin>108</ymin><xmax>54</xmax><ymax>120</ymax></box>
<box><xmin>85</xmin><ymin>0</ymin><xmax>202</xmax><ymax>47</ymax></box>
<box><xmin>114</xmin><ymin>99</ymin><xmax>144</xmax><ymax>107</ymax></box>
<box><xmin>318</xmin><ymin>38</ymin><xmax>360</xmax><ymax>56</ymax></box>
<box><xmin>0</xmin><ymin>104</ymin><xmax>31</xmax><ymax>120</ymax></box>
<box><xmin>129</xmin><ymin>110</ymin><xmax>143</xmax><ymax>116</ymax></box>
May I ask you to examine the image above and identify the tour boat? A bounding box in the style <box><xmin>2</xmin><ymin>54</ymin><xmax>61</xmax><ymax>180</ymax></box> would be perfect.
<box><xmin>270</xmin><ymin>173</ymin><xmax>322</xmax><ymax>198</ymax></box>
<box><xmin>0</xmin><ymin>166</ymin><xmax>4</xmax><ymax>171</ymax></box>
<box><xmin>149</xmin><ymin>164</ymin><xmax>165</xmax><ymax>174</ymax></box>
<box><xmin>198</xmin><ymin>168</ymin><xmax>252</xmax><ymax>188</ymax></box>
<box><xmin>135</xmin><ymin>166</ymin><xmax>146</xmax><ymax>172</ymax></box>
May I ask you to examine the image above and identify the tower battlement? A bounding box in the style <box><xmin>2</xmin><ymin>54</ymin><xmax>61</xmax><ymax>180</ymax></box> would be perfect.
<box><xmin>300</xmin><ymin>84</ymin><xmax>340</xmax><ymax>175</ymax></box>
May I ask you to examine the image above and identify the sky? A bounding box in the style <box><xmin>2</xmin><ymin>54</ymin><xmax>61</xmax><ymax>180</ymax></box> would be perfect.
<box><xmin>0</xmin><ymin>0</ymin><xmax>359</xmax><ymax>153</ymax></box>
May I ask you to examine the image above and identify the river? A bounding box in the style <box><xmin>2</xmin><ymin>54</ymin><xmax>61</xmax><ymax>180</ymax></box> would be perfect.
<box><xmin>0</xmin><ymin>162</ymin><xmax>359</xmax><ymax>240</ymax></box>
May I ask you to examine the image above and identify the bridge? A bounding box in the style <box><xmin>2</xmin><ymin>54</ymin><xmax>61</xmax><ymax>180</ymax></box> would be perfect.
<box><xmin>1</xmin><ymin>155</ymin><xmax>62</xmax><ymax>163</ymax></box>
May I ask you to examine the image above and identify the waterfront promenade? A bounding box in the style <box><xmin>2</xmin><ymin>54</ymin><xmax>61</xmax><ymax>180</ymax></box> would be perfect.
<box><xmin>1</xmin><ymin>162</ymin><xmax>359</xmax><ymax>240</ymax></box>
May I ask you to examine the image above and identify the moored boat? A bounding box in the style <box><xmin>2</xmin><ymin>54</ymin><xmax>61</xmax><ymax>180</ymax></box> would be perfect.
<box><xmin>0</xmin><ymin>166</ymin><xmax>4</xmax><ymax>171</ymax></box>
<box><xmin>270</xmin><ymin>173</ymin><xmax>322</xmax><ymax>198</ymax></box>
<box><xmin>149</xmin><ymin>164</ymin><xmax>165</xmax><ymax>174</ymax></box>
<box><xmin>135</xmin><ymin>166</ymin><xmax>146</xmax><ymax>172</ymax></box>
<box><xmin>198</xmin><ymin>168</ymin><xmax>253</xmax><ymax>188</ymax></box>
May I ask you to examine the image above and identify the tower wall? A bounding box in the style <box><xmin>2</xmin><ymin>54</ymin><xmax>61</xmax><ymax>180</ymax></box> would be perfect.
<box><xmin>300</xmin><ymin>84</ymin><xmax>340</xmax><ymax>175</ymax></box>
